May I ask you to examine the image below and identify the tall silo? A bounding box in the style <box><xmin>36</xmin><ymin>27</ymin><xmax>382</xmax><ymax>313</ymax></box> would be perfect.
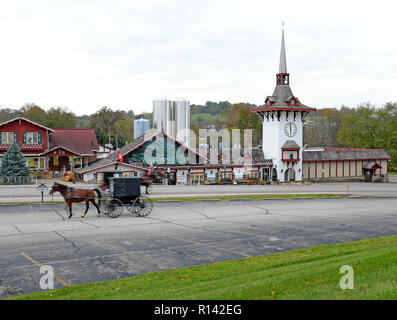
<box><xmin>174</xmin><ymin>99</ymin><xmax>190</xmax><ymax>147</ymax></box>
<box><xmin>174</xmin><ymin>99</ymin><xmax>186</xmax><ymax>145</ymax></box>
<box><xmin>134</xmin><ymin>119</ymin><xmax>150</xmax><ymax>139</ymax></box>
<box><xmin>166</xmin><ymin>100</ymin><xmax>174</xmax><ymax>138</ymax></box>
<box><xmin>153</xmin><ymin>98</ymin><xmax>191</xmax><ymax>147</ymax></box>
<box><xmin>153</xmin><ymin>99</ymin><xmax>168</xmax><ymax>131</ymax></box>
<box><xmin>185</xmin><ymin>100</ymin><xmax>191</xmax><ymax>148</ymax></box>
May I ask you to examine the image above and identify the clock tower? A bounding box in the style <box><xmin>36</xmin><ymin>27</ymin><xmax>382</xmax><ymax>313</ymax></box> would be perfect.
<box><xmin>252</xmin><ymin>27</ymin><xmax>316</xmax><ymax>182</ymax></box>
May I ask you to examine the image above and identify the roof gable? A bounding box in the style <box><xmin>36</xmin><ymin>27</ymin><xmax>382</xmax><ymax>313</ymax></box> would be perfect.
<box><xmin>49</xmin><ymin>129</ymin><xmax>99</xmax><ymax>155</ymax></box>
<box><xmin>0</xmin><ymin>117</ymin><xmax>54</xmax><ymax>132</ymax></box>
<box><xmin>108</xmin><ymin>129</ymin><xmax>208</xmax><ymax>163</ymax></box>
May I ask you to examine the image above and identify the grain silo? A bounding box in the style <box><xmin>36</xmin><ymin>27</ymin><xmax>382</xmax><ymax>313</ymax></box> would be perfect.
<box><xmin>153</xmin><ymin>99</ymin><xmax>169</xmax><ymax>132</ymax></box>
<box><xmin>152</xmin><ymin>98</ymin><xmax>191</xmax><ymax>147</ymax></box>
<box><xmin>134</xmin><ymin>119</ymin><xmax>150</xmax><ymax>139</ymax></box>
<box><xmin>174</xmin><ymin>99</ymin><xmax>190</xmax><ymax>147</ymax></box>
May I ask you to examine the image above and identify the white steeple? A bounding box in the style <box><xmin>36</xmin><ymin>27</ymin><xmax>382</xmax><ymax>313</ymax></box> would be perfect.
<box><xmin>279</xmin><ymin>26</ymin><xmax>287</xmax><ymax>74</ymax></box>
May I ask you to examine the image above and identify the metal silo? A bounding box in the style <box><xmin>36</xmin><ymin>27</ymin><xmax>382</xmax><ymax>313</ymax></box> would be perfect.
<box><xmin>174</xmin><ymin>99</ymin><xmax>191</xmax><ymax>146</ymax></box>
<box><xmin>166</xmin><ymin>100</ymin><xmax>174</xmax><ymax>138</ymax></box>
<box><xmin>134</xmin><ymin>119</ymin><xmax>150</xmax><ymax>139</ymax></box>
<box><xmin>153</xmin><ymin>98</ymin><xmax>190</xmax><ymax>146</ymax></box>
<box><xmin>185</xmin><ymin>100</ymin><xmax>191</xmax><ymax>148</ymax></box>
<box><xmin>153</xmin><ymin>99</ymin><xmax>168</xmax><ymax>131</ymax></box>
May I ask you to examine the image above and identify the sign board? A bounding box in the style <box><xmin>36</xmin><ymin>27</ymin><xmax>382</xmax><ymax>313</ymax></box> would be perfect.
<box><xmin>37</xmin><ymin>183</ymin><xmax>48</xmax><ymax>193</ymax></box>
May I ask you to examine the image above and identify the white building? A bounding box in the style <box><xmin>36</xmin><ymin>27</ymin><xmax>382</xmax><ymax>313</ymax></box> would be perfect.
<box><xmin>252</xmin><ymin>28</ymin><xmax>316</xmax><ymax>182</ymax></box>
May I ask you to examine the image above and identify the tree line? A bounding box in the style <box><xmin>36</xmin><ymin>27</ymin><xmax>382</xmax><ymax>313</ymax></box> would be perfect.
<box><xmin>1</xmin><ymin>101</ymin><xmax>396</xmax><ymax>169</ymax></box>
<box><xmin>0</xmin><ymin>104</ymin><xmax>148</xmax><ymax>148</ymax></box>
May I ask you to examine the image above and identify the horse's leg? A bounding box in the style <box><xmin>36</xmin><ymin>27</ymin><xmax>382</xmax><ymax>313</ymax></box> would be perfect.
<box><xmin>81</xmin><ymin>201</ymin><xmax>89</xmax><ymax>218</ymax></box>
<box><xmin>68</xmin><ymin>200</ymin><xmax>73</xmax><ymax>219</ymax></box>
<box><xmin>90</xmin><ymin>199</ymin><xmax>101</xmax><ymax>217</ymax></box>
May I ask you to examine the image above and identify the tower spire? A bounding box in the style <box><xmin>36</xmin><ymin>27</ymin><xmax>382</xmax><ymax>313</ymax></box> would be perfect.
<box><xmin>279</xmin><ymin>24</ymin><xmax>287</xmax><ymax>73</ymax></box>
<box><xmin>276</xmin><ymin>23</ymin><xmax>289</xmax><ymax>86</ymax></box>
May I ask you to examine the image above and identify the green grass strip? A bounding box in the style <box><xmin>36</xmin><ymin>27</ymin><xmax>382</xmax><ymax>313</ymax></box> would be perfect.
<box><xmin>9</xmin><ymin>235</ymin><xmax>397</xmax><ymax>300</ymax></box>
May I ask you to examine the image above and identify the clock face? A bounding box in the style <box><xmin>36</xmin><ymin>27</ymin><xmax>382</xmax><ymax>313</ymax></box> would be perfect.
<box><xmin>284</xmin><ymin>122</ymin><xmax>297</xmax><ymax>137</ymax></box>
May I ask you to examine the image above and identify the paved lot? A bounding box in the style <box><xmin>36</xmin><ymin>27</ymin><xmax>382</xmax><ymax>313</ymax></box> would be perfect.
<box><xmin>0</xmin><ymin>197</ymin><xmax>396</xmax><ymax>298</ymax></box>
<box><xmin>1</xmin><ymin>180</ymin><xmax>397</xmax><ymax>202</ymax></box>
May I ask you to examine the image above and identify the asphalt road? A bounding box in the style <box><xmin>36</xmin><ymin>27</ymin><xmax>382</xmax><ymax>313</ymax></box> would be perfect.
<box><xmin>0</xmin><ymin>197</ymin><xmax>396</xmax><ymax>298</ymax></box>
<box><xmin>0</xmin><ymin>180</ymin><xmax>397</xmax><ymax>203</ymax></box>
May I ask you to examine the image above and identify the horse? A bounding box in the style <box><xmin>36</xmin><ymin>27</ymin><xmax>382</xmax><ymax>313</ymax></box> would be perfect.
<box><xmin>49</xmin><ymin>182</ymin><xmax>101</xmax><ymax>219</ymax></box>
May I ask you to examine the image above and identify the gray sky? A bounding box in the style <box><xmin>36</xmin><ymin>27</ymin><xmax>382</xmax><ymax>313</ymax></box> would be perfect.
<box><xmin>0</xmin><ymin>0</ymin><xmax>396</xmax><ymax>115</ymax></box>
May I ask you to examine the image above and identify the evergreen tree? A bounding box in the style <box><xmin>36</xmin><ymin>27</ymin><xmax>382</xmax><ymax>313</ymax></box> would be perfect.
<box><xmin>0</xmin><ymin>143</ymin><xmax>30</xmax><ymax>184</ymax></box>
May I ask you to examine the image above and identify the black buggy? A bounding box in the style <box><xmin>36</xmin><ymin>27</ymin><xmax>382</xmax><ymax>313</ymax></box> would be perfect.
<box><xmin>99</xmin><ymin>177</ymin><xmax>153</xmax><ymax>218</ymax></box>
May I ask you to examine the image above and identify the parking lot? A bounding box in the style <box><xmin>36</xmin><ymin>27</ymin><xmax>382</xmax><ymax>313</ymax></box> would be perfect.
<box><xmin>1</xmin><ymin>197</ymin><xmax>396</xmax><ymax>298</ymax></box>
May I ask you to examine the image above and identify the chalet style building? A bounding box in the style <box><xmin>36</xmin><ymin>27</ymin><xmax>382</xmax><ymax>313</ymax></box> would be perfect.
<box><xmin>77</xmin><ymin>128</ymin><xmax>273</xmax><ymax>183</ymax></box>
<box><xmin>0</xmin><ymin>117</ymin><xmax>99</xmax><ymax>172</ymax></box>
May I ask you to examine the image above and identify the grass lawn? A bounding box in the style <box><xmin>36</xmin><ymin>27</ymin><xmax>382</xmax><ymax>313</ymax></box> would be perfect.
<box><xmin>9</xmin><ymin>235</ymin><xmax>397</xmax><ymax>300</ymax></box>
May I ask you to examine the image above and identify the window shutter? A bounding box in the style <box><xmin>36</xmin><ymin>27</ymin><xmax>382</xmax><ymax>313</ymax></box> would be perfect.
<box><xmin>23</xmin><ymin>132</ymin><xmax>26</xmax><ymax>144</ymax></box>
<box><xmin>14</xmin><ymin>132</ymin><xmax>17</xmax><ymax>143</ymax></box>
<box><xmin>0</xmin><ymin>133</ymin><xmax>2</xmax><ymax>144</ymax></box>
<box><xmin>38</xmin><ymin>133</ymin><xmax>42</xmax><ymax>144</ymax></box>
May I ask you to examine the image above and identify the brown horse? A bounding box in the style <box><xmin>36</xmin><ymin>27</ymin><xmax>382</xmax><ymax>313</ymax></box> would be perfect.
<box><xmin>49</xmin><ymin>182</ymin><xmax>101</xmax><ymax>219</ymax></box>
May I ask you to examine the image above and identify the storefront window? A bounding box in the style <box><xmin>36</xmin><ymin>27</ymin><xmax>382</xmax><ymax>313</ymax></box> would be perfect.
<box><xmin>27</xmin><ymin>157</ymin><xmax>45</xmax><ymax>169</ymax></box>
<box><xmin>69</xmin><ymin>156</ymin><xmax>81</xmax><ymax>164</ymax></box>
<box><xmin>247</xmin><ymin>171</ymin><xmax>259</xmax><ymax>178</ymax></box>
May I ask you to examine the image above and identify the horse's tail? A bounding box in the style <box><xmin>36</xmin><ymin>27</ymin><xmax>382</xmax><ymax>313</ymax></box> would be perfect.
<box><xmin>93</xmin><ymin>188</ymin><xmax>102</xmax><ymax>205</ymax></box>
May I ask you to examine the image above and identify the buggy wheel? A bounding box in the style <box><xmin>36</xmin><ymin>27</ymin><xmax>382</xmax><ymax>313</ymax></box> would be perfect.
<box><xmin>101</xmin><ymin>198</ymin><xmax>123</xmax><ymax>218</ymax></box>
<box><xmin>132</xmin><ymin>196</ymin><xmax>153</xmax><ymax>217</ymax></box>
<box><xmin>126</xmin><ymin>201</ymin><xmax>138</xmax><ymax>214</ymax></box>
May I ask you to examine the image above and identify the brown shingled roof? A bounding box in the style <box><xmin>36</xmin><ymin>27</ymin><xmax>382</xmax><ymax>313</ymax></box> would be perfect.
<box><xmin>49</xmin><ymin>129</ymin><xmax>99</xmax><ymax>156</ymax></box>
<box><xmin>303</xmin><ymin>148</ymin><xmax>391</xmax><ymax>161</ymax></box>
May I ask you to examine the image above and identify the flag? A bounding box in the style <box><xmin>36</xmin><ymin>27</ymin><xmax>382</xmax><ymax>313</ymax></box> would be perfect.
<box><xmin>117</xmin><ymin>149</ymin><xmax>123</xmax><ymax>163</ymax></box>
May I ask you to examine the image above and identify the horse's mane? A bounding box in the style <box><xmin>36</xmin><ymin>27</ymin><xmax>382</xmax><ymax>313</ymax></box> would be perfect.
<box><xmin>54</xmin><ymin>183</ymin><xmax>69</xmax><ymax>190</ymax></box>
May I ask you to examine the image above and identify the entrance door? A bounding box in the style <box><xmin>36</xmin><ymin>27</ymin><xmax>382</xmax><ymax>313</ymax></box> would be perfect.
<box><xmin>364</xmin><ymin>169</ymin><xmax>373</xmax><ymax>182</ymax></box>
<box><xmin>263</xmin><ymin>168</ymin><xmax>270</xmax><ymax>181</ymax></box>
<box><xmin>272</xmin><ymin>168</ymin><xmax>278</xmax><ymax>181</ymax></box>
<box><xmin>284</xmin><ymin>168</ymin><xmax>296</xmax><ymax>182</ymax></box>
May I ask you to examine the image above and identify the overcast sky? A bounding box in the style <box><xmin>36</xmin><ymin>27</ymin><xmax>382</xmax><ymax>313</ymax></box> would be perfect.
<box><xmin>0</xmin><ymin>0</ymin><xmax>396</xmax><ymax>116</ymax></box>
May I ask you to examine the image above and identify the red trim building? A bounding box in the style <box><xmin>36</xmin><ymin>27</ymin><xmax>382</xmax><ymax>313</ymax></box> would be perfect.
<box><xmin>0</xmin><ymin>117</ymin><xmax>99</xmax><ymax>172</ymax></box>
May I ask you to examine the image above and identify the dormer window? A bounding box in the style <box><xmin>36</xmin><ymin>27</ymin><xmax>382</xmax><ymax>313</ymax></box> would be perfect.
<box><xmin>289</xmin><ymin>98</ymin><xmax>296</xmax><ymax>106</ymax></box>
